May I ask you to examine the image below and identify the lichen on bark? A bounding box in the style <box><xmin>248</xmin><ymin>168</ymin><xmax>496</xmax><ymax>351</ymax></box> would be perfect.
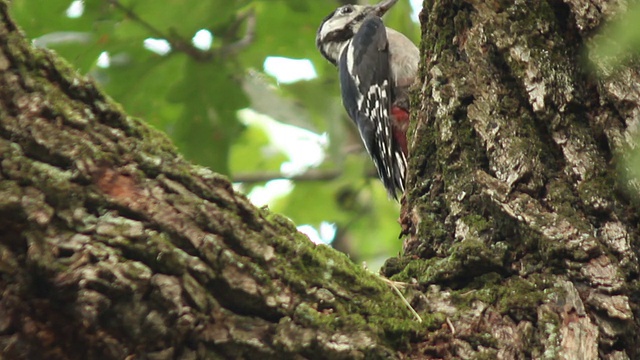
<box><xmin>391</xmin><ymin>0</ymin><xmax>640</xmax><ymax>358</ymax></box>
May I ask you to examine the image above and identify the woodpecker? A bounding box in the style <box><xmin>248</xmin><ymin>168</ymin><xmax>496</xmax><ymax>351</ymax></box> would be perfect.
<box><xmin>316</xmin><ymin>0</ymin><xmax>419</xmax><ymax>200</ymax></box>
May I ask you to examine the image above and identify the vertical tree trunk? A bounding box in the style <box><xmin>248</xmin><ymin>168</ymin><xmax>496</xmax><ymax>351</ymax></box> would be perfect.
<box><xmin>390</xmin><ymin>0</ymin><xmax>640</xmax><ymax>358</ymax></box>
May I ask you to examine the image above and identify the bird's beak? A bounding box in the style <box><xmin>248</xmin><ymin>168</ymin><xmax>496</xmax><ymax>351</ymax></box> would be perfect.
<box><xmin>373</xmin><ymin>0</ymin><xmax>399</xmax><ymax>17</ymax></box>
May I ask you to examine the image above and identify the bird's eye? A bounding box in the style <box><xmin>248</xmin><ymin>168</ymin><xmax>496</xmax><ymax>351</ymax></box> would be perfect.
<box><xmin>340</xmin><ymin>6</ymin><xmax>353</xmax><ymax>15</ymax></box>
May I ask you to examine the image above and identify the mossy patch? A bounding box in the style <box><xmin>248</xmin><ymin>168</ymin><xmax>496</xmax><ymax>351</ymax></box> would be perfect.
<box><xmin>451</xmin><ymin>275</ymin><xmax>545</xmax><ymax>322</ymax></box>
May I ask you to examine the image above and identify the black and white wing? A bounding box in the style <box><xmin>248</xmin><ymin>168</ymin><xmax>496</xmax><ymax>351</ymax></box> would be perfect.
<box><xmin>338</xmin><ymin>16</ymin><xmax>407</xmax><ymax>198</ymax></box>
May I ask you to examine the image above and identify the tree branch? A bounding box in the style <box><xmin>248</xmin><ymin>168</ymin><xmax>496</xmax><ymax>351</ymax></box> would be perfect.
<box><xmin>232</xmin><ymin>169</ymin><xmax>341</xmax><ymax>184</ymax></box>
<box><xmin>107</xmin><ymin>0</ymin><xmax>255</xmax><ymax>62</ymax></box>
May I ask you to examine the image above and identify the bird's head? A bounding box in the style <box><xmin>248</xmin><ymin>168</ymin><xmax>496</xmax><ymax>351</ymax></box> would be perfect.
<box><xmin>316</xmin><ymin>0</ymin><xmax>398</xmax><ymax>65</ymax></box>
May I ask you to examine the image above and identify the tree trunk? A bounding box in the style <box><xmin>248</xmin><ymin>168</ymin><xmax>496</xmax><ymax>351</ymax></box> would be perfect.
<box><xmin>1</xmin><ymin>1</ymin><xmax>639</xmax><ymax>360</ymax></box>
<box><xmin>390</xmin><ymin>0</ymin><xmax>640</xmax><ymax>358</ymax></box>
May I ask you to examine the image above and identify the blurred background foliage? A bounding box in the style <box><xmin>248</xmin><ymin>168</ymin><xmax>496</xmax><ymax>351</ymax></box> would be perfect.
<box><xmin>589</xmin><ymin>2</ymin><xmax>640</xmax><ymax>197</ymax></box>
<box><xmin>11</xmin><ymin>0</ymin><xmax>420</xmax><ymax>269</ymax></box>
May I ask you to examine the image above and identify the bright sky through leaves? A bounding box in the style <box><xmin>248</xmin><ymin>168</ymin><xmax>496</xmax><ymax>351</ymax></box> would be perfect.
<box><xmin>264</xmin><ymin>57</ymin><xmax>317</xmax><ymax>84</ymax></box>
<box><xmin>65</xmin><ymin>0</ymin><xmax>83</xmax><ymax>18</ymax></box>
<box><xmin>192</xmin><ymin>29</ymin><xmax>213</xmax><ymax>51</ymax></box>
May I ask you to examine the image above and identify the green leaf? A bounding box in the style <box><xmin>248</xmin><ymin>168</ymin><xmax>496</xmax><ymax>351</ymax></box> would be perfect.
<box><xmin>229</xmin><ymin>124</ymin><xmax>288</xmax><ymax>175</ymax></box>
<box><xmin>168</xmin><ymin>60</ymin><xmax>248</xmax><ymax>174</ymax></box>
<box><xmin>591</xmin><ymin>3</ymin><xmax>640</xmax><ymax>71</ymax></box>
<box><xmin>92</xmin><ymin>53</ymin><xmax>185</xmax><ymax>130</ymax></box>
<box><xmin>12</xmin><ymin>0</ymin><xmax>83</xmax><ymax>36</ymax></box>
<box><xmin>239</xmin><ymin>1</ymin><xmax>337</xmax><ymax>69</ymax></box>
<box><xmin>242</xmin><ymin>73</ymin><xmax>318</xmax><ymax>132</ymax></box>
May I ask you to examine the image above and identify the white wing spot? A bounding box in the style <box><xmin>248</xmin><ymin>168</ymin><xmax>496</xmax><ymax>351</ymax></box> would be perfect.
<box><xmin>356</xmin><ymin>78</ymin><xmax>407</xmax><ymax>190</ymax></box>
<box><xmin>396</xmin><ymin>152</ymin><xmax>406</xmax><ymax>174</ymax></box>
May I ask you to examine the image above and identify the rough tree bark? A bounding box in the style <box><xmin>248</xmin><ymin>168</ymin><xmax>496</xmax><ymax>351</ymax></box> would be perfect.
<box><xmin>389</xmin><ymin>0</ymin><xmax>640</xmax><ymax>359</ymax></box>
<box><xmin>1</xmin><ymin>1</ymin><xmax>639</xmax><ymax>360</ymax></box>
<box><xmin>0</xmin><ymin>2</ymin><xmax>419</xmax><ymax>359</ymax></box>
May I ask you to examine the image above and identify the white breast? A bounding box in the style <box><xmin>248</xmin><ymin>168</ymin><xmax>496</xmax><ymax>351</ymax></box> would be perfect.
<box><xmin>386</xmin><ymin>27</ymin><xmax>419</xmax><ymax>88</ymax></box>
